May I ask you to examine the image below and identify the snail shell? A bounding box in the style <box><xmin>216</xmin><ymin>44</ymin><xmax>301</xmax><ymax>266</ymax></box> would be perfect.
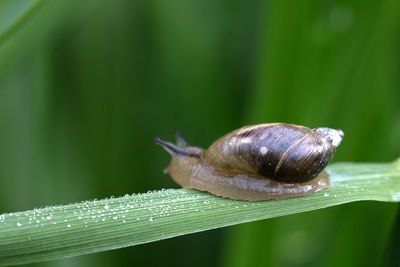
<box><xmin>155</xmin><ymin>123</ymin><xmax>344</xmax><ymax>201</ymax></box>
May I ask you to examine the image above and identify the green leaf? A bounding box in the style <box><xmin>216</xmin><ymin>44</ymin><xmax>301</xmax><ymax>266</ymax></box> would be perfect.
<box><xmin>0</xmin><ymin>0</ymin><xmax>43</xmax><ymax>44</ymax></box>
<box><xmin>1</xmin><ymin>160</ymin><xmax>399</xmax><ymax>266</ymax></box>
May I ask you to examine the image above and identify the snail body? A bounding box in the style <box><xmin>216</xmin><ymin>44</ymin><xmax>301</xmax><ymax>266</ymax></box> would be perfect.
<box><xmin>155</xmin><ymin>123</ymin><xmax>343</xmax><ymax>201</ymax></box>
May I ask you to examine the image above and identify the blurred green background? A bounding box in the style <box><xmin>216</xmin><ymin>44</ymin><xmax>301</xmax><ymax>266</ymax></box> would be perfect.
<box><xmin>0</xmin><ymin>0</ymin><xmax>399</xmax><ymax>266</ymax></box>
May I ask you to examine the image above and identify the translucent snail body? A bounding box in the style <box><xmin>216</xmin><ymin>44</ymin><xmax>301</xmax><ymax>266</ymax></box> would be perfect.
<box><xmin>155</xmin><ymin>123</ymin><xmax>344</xmax><ymax>201</ymax></box>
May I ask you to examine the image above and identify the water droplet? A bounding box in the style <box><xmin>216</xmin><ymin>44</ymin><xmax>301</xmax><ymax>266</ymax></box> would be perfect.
<box><xmin>67</xmin><ymin>224</ymin><xmax>71</xmax><ymax>228</ymax></box>
<box><xmin>324</xmin><ymin>193</ymin><xmax>329</xmax><ymax>197</ymax></box>
<box><xmin>17</xmin><ymin>223</ymin><xmax>22</xmax><ymax>227</ymax></box>
<box><xmin>149</xmin><ymin>217</ymin><xmax>154</xmax><ymax>222</ymax></box>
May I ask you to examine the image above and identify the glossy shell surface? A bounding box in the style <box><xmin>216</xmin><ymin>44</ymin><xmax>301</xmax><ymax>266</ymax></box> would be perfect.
<box><xmin>202</xmin><ymin>123</ymin><xmax>337</xmax><ymax>183</ymax></box>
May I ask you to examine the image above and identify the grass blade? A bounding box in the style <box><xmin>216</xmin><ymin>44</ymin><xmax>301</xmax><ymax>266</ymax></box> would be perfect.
<box><xmin>1</xmin><ymin>160</ymin><xmax>399</xmax><ymax>266</ymax></box>
<box><xmin>0</xmin><ymin>0</ymin><xmax>42</xmax><ymax>44</ymax></box>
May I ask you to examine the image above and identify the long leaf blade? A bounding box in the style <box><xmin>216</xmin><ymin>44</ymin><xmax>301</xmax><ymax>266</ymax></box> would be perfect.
<box><xmin>0</xmin><ymin>0</ymin><xmax>42</xmax><ymax>44</ymax></box>
<box><xmin>0</xmin><ymin>160</ymin><xmax>399</xmax><ymax>266</ymax></box>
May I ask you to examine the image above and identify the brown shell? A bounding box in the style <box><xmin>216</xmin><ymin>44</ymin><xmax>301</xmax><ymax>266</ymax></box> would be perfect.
<box><xmin>201</xmin><ymin>123</ymin><xmax>335</xmax><ymax>183</ymax></box>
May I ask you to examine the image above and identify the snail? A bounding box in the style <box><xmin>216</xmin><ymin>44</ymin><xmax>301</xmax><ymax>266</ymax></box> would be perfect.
<box><xmin>155</xmin><ymin>123</ymin><xmax>344</xmax><ymax>201</ymax></box>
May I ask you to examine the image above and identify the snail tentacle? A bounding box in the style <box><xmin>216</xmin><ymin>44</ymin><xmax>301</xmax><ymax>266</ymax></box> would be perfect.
<box><xmin>154</xmin><ymin>137</ymin><xmax>198</xmax><ymax>157</ymax></box>
<box><xmin>173</xmin><ymin>129</ymin><xmax>188</xmax><ymax>147</ymax></box>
